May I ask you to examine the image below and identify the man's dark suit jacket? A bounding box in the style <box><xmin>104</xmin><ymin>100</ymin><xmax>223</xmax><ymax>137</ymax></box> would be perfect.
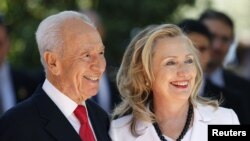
<box><xmin>204</xmin><ymin>69</ymin><xmax>250</xmax><ymax>124</ymax></box>
<box><xmin>0</xmin><ymin>85</ymin><xmax>111</xmax><ymax>141</ymax></box>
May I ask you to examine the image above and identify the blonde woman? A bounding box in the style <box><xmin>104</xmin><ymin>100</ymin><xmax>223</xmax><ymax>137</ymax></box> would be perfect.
<box><xmin>109</xmin><ymin>24</ymin><xmax>239</xmax><ymax>141</ymax></box>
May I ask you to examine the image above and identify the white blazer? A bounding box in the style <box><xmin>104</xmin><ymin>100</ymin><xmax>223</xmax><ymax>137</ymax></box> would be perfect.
<box><xmin>109</xmin><ymin>104</ymin><xmax>239</xmax><ymax>141</ymax></box>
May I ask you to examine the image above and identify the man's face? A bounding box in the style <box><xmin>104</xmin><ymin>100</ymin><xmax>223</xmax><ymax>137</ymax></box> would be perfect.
<box><xmin>0</xmin><ymin>25</ymin><xmax>10</xmax><ymax>66</ymax></box>
<box><xmin>49</xmin><ymin>20</ymin><xmax>106</xmax><ymax>103</ymax></box>
<box><xmin>187</xmin><ymin>32</ymin><xmax>211</xmax><ymax>72</ymax></box>
<box><xmin>202</xmin><ymin>19</ymin><xmax>233</xmax><ymax>67</ymax></box>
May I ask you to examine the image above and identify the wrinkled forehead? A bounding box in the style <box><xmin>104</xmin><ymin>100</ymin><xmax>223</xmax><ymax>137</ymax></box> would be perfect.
<box><xmin>58</xmin><ymin>18</ymin><xmax>102</xmax><ymax>53</ymax></box>
<box><xmin>59</xmin><ymin>18</ymin><xmax>100</xmax><ymax>45</ymax></box>
<box><xmin>60</xmin><ymin>18</ymin><xmax>95</xmax><ymax>35</ymax></box>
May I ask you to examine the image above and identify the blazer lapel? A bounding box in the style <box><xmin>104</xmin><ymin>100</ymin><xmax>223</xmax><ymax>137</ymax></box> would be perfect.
<box><xmin>134</xmin><ymin>120</ymin><xmax>161</xmax><ymax>141</ymax></box>
<box><xmin>34</xmin><ymin>87</ymin><xmax>81</xmax><ymax>141</ymax></box>
<box><xmin>190</xmin><ymin>105</ymin><xmax>214</xmax><ymax>141</ymax></box>
<box><xmin>44</xmin><ymin>118</ymin><xmax>81</xmax><ymax>141</ymax></box>
<box><xmin>135</xmin><ymin>105</ymin><xmax>215</xmax><ymax>141</ymax></box>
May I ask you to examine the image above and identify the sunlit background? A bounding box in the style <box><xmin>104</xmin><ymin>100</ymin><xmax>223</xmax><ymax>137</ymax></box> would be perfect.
<box><xmin>0</xmin><ymin>0</ymin><xmax>249</xmax><ymax>70</ymax></box>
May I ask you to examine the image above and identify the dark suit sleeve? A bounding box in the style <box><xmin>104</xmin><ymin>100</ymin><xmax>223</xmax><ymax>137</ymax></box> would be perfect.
<box><xmin>0</xmin><ymin>113</ymin><xmax>30</xmax><ymax>141</ymax></box>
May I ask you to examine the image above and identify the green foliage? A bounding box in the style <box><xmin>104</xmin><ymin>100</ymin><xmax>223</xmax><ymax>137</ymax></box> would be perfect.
<box><xmin>0</xmin><ymin>0</ymin><xmax>195</xmax><ymax>69</ymax></box>
<box><xmin>97</xmin><ymin>0</ymin><xmax>195</xmax><ymax>66</ymax></box>
<box><xmin>3</xmin><ymin>0</ymin><xmax>78</xmax><ymax>69</ymax></box>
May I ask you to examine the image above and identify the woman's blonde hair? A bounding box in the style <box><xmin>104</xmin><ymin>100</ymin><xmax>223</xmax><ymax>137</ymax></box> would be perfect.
<box><xmin>113</xmin><ymin>24</ymin><xmax>218</xmax><ymax>136</ymax></box>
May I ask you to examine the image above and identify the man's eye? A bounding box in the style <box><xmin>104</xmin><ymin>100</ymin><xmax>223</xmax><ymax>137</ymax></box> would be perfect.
<box><xmin>198</xmin><ymin>46</ymin><xmax>209</xmax><ymax>53</ymax></box>
<box><xmin>85</xmin><ymin>54</ymin><xmax>90</xmax><ymax>57</ymax></box>
<box><xmin>99</xmin><ymin>51</ymin><xmax>104</xmax><ymax>55</ymax></box>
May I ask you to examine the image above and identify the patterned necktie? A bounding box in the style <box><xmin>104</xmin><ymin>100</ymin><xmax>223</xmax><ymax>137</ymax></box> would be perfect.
<box><xmin>74</xmin><ymin>105</ymin><xmax>96</xmax><ymax>141</ymax></box>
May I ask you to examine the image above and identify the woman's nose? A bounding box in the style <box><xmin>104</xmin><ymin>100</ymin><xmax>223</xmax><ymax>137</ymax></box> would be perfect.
<box><xmin>177</xmin><ymin>64</ymin><xmax>188</xmax><ymax>77</ymax></box>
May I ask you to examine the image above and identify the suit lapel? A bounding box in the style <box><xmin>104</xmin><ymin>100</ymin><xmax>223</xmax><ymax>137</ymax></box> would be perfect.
<box><xmin>86</xmin><ymin>101</ymin><xmax>103</xmax><ymax>141</ymax></box>
<box><xmin>86</xmin><ymin>100</ymin><xmax>113</xmax><ymax>141</ymax></box>
<box><xmin>44</xmin><ymin>118</ymin><xmax>81</xmax><ymax>141</ymax></box>
<box><xmin>33</xmin><ymin>86</ymin><xmax>81</xmax><ymax>141</ymax></box>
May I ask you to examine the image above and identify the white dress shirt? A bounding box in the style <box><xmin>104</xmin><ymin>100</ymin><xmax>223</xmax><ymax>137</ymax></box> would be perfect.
<box><xmin>209</xmin><ymin>68</ymin><xmax>225</xmax><ymax>88</ymax></box>
<box><xmin>42</xmin><ymin>79</ymin><xmax>96</xmax><ymax>139</ymax></box>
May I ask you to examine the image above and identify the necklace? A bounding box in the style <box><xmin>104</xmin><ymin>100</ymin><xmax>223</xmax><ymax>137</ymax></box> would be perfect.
<box><xmin>152</xmin><ymin>103</ymin><xmax>193</xmax><ymax>141</ymax></box>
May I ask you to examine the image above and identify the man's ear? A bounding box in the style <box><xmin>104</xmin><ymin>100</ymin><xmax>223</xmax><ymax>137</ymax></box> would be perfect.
<box><xmin>43</xmin><ymin>51</ymin><xmax>61</xmax><ymax>75</ymax></box>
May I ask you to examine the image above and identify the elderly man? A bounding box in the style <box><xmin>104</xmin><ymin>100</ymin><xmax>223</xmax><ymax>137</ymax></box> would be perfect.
<box><xmin>0</xmin><ymin>11</ymin><xmax>111</xmax><ymax>141</ymax></box>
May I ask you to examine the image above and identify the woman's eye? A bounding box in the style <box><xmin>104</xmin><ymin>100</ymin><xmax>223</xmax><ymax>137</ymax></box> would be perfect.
<box><xmin>185</xmin><ymin>58</ymin><xmax>193</xmax><ymax>64</ymax></box>
<box><xmin>166</xmin><ymin>61</ymin><xmax>176</xmax><ymax>65</ymax></box>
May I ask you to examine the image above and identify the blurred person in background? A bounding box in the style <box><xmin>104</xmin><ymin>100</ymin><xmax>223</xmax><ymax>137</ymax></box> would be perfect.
<box><xmin>0</xmin><ymin>14</ymin><xmax>38</xmax><ymax>116</ymax></box>
<box><xmin>178</xmin><ymin>19</ymin><xmax>212</xmax><ymax>73</ymax></box>
<box><xmin>178</xmin><ymin>19</ymin><xmax>213</xmax><ymax>97</ymax></box>
<box><xmin>109</xmin><ymin>24</ymin><xmax>239</xmax><ymax>141</ymax></box>
<box><xmin>199</xmin><ymin>10</ymin><xmax>250</xmax><ymax>124</ymax></box>
<box><xmin>231</xmin><ymin>41</ymin><xmax>250</xmax><ymax>81</ymax></box>
<box><xmin>179</xmin><ymin>19</ymin><xmax>250</xmax><ymax>124</ymax></box>
<box><xmin>81</xmin><ymin>9</ymin><xmax>121</xmax><ymax>113</ymax></box>
<box><xmin>199</xmin><ymin>10</ymin><xmax>250</xmax><ymax>96</ymax></box>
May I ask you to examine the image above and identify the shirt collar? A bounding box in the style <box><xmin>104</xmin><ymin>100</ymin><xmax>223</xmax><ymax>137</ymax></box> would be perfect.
<box><xmin>42</xmin><ymin>79</ymin><xmax>86</xmax><ymax>118</ymax></box>
<box><xmin>209</xmin><ymin>68</ymin><xmax>224</xmax><ymax>87</ymax></box>
<box><xmin>194</xmin><ymin>104</ymin><xmax>215</xmax><ymax>122</ymax></box>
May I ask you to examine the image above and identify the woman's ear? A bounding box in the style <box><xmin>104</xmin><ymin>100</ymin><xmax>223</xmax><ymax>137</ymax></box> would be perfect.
<box><xmin>43</xmin><ymin>51</ymin><xmax>61</xmax><ymax>75</ymax></box>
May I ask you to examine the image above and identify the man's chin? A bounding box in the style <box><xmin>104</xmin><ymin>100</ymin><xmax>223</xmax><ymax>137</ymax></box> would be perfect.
<box><xmin>88</xmin><ymin>90</ymin><xmax>99</xmax><ymax>97</ymax></box>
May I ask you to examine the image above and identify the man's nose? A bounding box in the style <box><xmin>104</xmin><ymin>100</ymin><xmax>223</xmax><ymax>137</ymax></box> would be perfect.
<box><xmin>212</xmin><ymin>39</ymin><xmax>223</xmax><ymax>51</ymax></box>
<box><xmin>91</xmin><ymin>56</ymin><xmax>106</xmax><ymax>72</ymax></box>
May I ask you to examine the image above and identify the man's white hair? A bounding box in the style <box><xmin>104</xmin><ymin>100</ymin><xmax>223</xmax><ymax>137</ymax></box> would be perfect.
<box><xmin>35</xmin><ymin>11</ymin><xmax>95</xmax><ymax>73</ymax></box>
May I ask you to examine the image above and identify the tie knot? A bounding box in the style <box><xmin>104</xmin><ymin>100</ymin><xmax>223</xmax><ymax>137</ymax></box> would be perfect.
<box><xmin>74</xmin><ymin>105</ymin><xmax>88</xmax><ymax>124</ymax></box>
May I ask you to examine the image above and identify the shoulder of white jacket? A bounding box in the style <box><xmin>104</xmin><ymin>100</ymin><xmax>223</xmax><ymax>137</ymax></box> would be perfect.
<box><xmin>111</xmin><ymin>114</ymin><xmax>133</xmax><ymax>128</ymax></box>
<box><xmin>196</xmin><ymin>103</ymin><xmax>236</xmax><ymax>122</ymax></box>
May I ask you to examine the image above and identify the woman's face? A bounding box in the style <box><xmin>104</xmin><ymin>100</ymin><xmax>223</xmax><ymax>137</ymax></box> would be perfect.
<box><xmin>151</xmin><ymin>36</ymin><xmax>197</xmax><ymax>102</ymax></box>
